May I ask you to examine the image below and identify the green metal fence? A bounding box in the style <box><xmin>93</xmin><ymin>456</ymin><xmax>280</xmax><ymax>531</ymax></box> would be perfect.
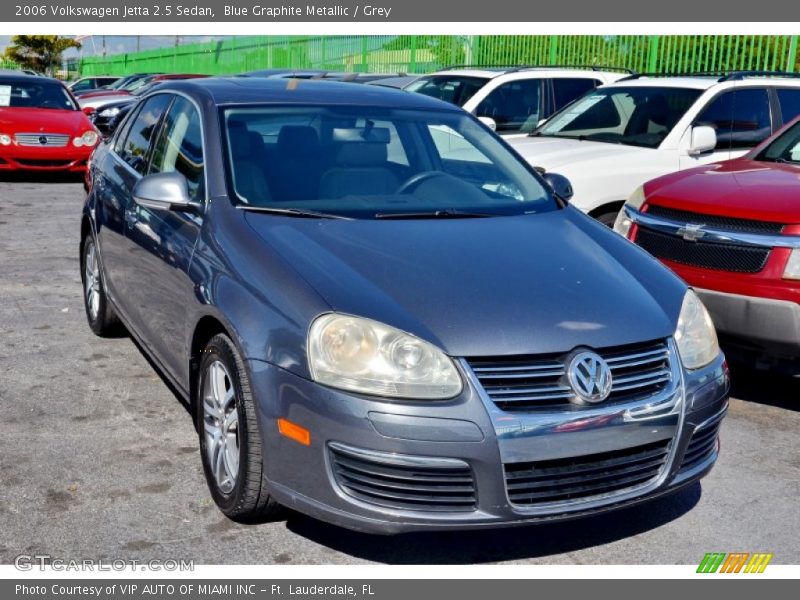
<box><xmin>78</xmin><ymin>35</ymin><xmax>800</xmax><ymax>77</ymax></box>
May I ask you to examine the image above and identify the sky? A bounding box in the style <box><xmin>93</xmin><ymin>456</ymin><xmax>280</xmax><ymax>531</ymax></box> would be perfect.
<box><xmin>0</xmin><ymin>35</ymin><xmax>228</xmax><ymax>59</ymax></box>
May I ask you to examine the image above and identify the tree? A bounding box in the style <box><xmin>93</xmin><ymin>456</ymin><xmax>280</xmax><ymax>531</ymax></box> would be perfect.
<box><xmin>4</xmin><ymin>35</ymin><xmax>81</xmax><ymax>76</ymax></box>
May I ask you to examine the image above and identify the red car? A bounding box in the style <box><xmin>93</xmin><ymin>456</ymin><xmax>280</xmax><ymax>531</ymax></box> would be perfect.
<box><xmin>615</xmin><ymin>117</ymin><xmax>800</xmax><ymax>371</ymax></box>
<box><xmin>0</xmin><ymin>74</ymin><xmax>98</xmax><ymax>173</ymax></box>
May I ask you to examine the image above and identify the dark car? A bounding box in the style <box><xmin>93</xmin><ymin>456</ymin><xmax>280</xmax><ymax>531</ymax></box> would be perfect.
<box><xmin>81</xmin><ymin>78</ymin><xmax>728</xmax><ymax>533</ymax></box>
<box><xmin>68</xmin><ymin>76</ymin><xmax>120</xmax><ymax>94</ymax></box>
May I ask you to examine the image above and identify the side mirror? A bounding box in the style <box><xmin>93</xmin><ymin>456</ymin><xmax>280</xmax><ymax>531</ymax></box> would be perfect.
<box><xmin>477</xmin><ymin>116</ymin><xmax>497</xmax><ymax>131</ymax></box>
<box><xmin>543</xmin><ymin>172</ymin><xmax>574</xmax><ymax>202</ymax></box>
<box><xmin>82</xmin><ymin>106</ymin><xmax>95</xmax><ymax>116</ymax></box>
<box><xmin>133</xmin><ymin>172</ymin><xmax>199</xmax><ymax>212</ymax></box>
<box><xmin>688</xmin><ymin>125</ymin><xmax>717</xmax><ymax>156</ymax></box>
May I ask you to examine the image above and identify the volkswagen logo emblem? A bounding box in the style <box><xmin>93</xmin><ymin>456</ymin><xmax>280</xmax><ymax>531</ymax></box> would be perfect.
<box><xmin>567</xmin><ymin>351</ymin><xmax>613</xmax><ymax>405</ymax></box>
<box><xmin>38</xmin><ymin>136</ymin><xmax>48</xmax><ymax>145</ymax></box>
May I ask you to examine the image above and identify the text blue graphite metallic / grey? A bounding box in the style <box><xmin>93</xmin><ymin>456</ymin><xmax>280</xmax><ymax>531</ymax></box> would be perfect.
<box><xmin>80</xmin><ymin>77</ymin><xmax>729</xmax><ymax>534</ymax></box>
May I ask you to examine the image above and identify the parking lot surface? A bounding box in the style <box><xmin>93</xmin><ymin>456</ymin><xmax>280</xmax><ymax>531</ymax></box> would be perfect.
<box><xmin>1</xmin><ymin>176</ymin><xmax>799</xmax><ymax>565</ymax></box>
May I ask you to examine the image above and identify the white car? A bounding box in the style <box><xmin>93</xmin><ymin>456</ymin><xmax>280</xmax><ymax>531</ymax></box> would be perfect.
<box><xmin>508</xmin><ymin>71</ymin><xmax>800</xmax><ymax>224</ymax></box>
<box><xmin>405</xmin><ymin>66</ymin><xmax>629</xmax><ymax>138</ymax></box>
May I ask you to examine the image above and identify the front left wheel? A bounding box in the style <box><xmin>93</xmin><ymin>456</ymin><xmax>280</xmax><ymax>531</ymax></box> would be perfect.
<box><xmin>197</xmin><ymin>334</ymin><xmax>282</xmax><ymax>521</ymax></box>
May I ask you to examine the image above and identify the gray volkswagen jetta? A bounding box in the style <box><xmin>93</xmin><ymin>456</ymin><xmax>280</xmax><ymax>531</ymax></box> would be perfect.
<box><xmin>80</xmin><ymin>77</ymin><xmax>729</xmax><ymax>533</ymax></box>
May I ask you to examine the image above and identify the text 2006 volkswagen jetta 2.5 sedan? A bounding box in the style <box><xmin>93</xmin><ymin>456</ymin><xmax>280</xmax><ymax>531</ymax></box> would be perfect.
<box><xmin>81</xmin><ymin>78</ymin><xmax>729</xmax><ymax>533</ymax></box>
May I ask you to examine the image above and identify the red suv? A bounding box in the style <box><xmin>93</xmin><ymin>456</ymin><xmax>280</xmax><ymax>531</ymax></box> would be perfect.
<box><xmin>614</xmin><ymin>117</ymin><xmax>800</xmax><ymax>371</ymax></box>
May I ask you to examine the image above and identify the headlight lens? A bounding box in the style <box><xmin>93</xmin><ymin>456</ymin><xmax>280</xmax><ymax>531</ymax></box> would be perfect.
<box><xmin>613</xmin><ymin>185</ymin><xmax>647</xmax><ymax>238</ymax></box>
<box><xmin>674</xmin><ymin>289</ymin><xmax>720</xmax><ymax>369</ymax></box>
<box><xmin>0</xmin><ymin>133</ymin><xmax>11</xmax><ymax>145</ymax></box>
<box><xmin>99</xmin><ymin>107</ymin><xmax>121</xmax><ymax>118</ymax></box>
<box><xmin>73</xmin><ymin>130</ymin><xmax>99</xmax><ymax>147</ymax></box>
<box><xmin>308</xmin><ymin>314</ymin><xmax>463</xmax><ymax>399</ymax></box>
<box><xmin>782</xmin><ymin>249</ymin><xmax>800</xmax><ymax>280</ymax></box>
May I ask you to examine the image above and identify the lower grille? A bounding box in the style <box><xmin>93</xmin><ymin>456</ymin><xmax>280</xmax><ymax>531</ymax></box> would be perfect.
<box><xmin>468</xmin><ymin>339</ymin><xmax>672</xmax><ymax>411</ymax></box>
<box><xmin>13</xmin><ymin>159</ymin><xmax>73</xmax><ymax>167</ymax></box>
<box><xmin>635</xmin><ymin>228</ymin><xmax>770</xmax><ymax>273</ymax></box>
<box><xmin>329</xmin><ymin>443</ymin><xmax>477</xmax><ymax>512</ymax></box>
<box><xmin>15</xmin><ymin>133</ymin><xmax>70</xmax><ymax>147</ymax></box>
<box><xmin>504</xmin><ymin>439</ymin><xmax>671</xmax><ymax>506</ymax></box>
<box><xmin>680</xmin><ymin>416</ymin><xmax>722</xmax><ymax>473</ymax></box>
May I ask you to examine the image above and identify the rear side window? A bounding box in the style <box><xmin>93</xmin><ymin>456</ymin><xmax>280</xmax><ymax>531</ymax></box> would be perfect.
<box><xmin>115</xmin><ymin>94</ymin><xmax>172</xmax><ymax>175</ymax></box>
<box><xmin>149</xmin><ymin>96</ymin><xmax>204</xmax><ymax>202</ymax></box>
<box><xmin>695</xmin><ymin>88</ymin><xmax>772</xmax><ymax>150</ymax></box>
<box><xmin>552</xmin><ymin>78</ymin><xmax>600</xmax><ymax>112</ymax></box>
<box><xmin>475</xmin><ymin>79</ymin><xmax>543</xmax><ymax>134</ymax></box>
<box><xmin>777</xmin><ymin>89</ymin><xmax>800</xmax><ymax>124</ymax></box>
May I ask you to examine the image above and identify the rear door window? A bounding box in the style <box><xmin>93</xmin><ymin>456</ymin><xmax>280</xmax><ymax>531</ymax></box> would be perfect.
<box><xmin>552</xmin><ymin>78</ymin><xmax>600</xmax><ymax>112</ymax></box>
<box><xmin>776</xmin><ymin>89</ymin><xmax>800</xmax><ymax>124</ymax></box>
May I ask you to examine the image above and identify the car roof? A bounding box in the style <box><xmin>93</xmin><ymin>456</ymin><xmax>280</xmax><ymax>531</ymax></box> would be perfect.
<box><xmin>603</xmin><ymin>76</ymin><xmax>721</xmax><ymax>90</ymax></box>
<box><xmin>0</xmin><ymin>73</ymin><xmax>63</xmax><ymax>85</ymax></box>
<box><xmin>156</xmin><ymin>76</ymin><xmax>464</xmax><ymax>111</ymax></box>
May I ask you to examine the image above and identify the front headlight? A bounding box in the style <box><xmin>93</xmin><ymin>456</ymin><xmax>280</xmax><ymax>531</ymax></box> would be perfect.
<box><xmin>613</xmin><ymin>185</ymin><xmax>647</xmax><ymax>238</ymax></box>
<box><xmin>73</xmin><ymin>130</ymin><xmax>99</xmax><ymax>147</ymax></box>
<box><xmin>782</xmin><ymin>249</ymin><xmax>800</xmax><ymax>280</ymax></box>
<box><xmin>308</xmin><ymin>314</ymin><xmax>463</xmax><ymax>399</ymax></box>
<box><xmin>674</xmin><ymin>289</ymin><xmax>720</xmax><ymax>370</ymax></box>
<box><xmin>0</xmin><ymin>133</ymin><xmax>11</xmax><ymax>145</ymax></box>
<box><xmin>99</xmin><ymin>107</ymin><xmax>121</xmax><ymax>118</ymax></box>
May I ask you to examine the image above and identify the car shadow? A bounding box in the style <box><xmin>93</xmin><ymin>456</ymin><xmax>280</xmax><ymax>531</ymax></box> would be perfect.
<box><xmin>728</xmin><ymin>362</ymin><xmax>800</xmax><ymax>412</ymax></box>
<box><xmin>282</xmin><ymin>483</ymin><xmax>701</xmax><ymax>564</ymax></box>
<box><xmin>0</xmin><ymin>172</ymin><xmax>84</xmax><ymax>184</ymax></box>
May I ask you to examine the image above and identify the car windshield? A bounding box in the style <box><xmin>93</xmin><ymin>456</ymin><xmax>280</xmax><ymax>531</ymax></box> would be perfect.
<box><xmin>536</xmin><ymin>86</ymin><xmax>703</xmax><ymax>148</ymax></box>
<box><xmin>405</xmin><ymin>75</ymin><xmax>488</xmax><ymax>107</ymax></box>
<box><xmin>0</xmin><ymin>79</ymin><xmax>77</xmax><ymax>110</ymax></box>
<box><xmin>756</xmin><ymin>120</ymin><xmax>800</xmax><ymax>165</ymax></box>
<box><xmin>223</xmin><ymin>105</ymin><xmax>556</xmax><ymax>219</ymax></box>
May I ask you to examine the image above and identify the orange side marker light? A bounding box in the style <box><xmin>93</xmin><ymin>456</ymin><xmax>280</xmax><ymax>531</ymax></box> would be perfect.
<box><xmin>278</xmin><ymin>418</ymin><xmax>311</xmax><ymax>446</ymax></box>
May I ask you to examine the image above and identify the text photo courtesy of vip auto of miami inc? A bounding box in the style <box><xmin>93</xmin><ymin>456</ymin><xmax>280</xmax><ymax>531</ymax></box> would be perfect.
<box><xmin>0</xmin><ymin>30</ymin><xmax>798</xmax><ymax>578</ymax></box>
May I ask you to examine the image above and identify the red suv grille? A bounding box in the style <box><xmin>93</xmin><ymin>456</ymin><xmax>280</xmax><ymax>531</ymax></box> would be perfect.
<box><xmin>635</xmin><ymin>228</ymin><xmax>770</xmax><ymax>273</ymax></box>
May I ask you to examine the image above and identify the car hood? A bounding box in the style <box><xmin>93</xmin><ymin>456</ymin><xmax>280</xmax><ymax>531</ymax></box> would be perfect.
<box><xmin>244</xmin><ymin>208</ymin><xmax>684</xmax><ymax>357</ymax></box>
<box><xmin>510</xmin><ymin>136</ymin><xmax>649</xmax><ymax>171</ymax></box>
<box><xmin>0</xmin><ymin>107</ymin><xmax>91</xmax><ymax>135</ymax></box>
<box><xmin>644</xmin><ymin>158</ymin><xmax>800</xmax><ymax>224</ymax></box>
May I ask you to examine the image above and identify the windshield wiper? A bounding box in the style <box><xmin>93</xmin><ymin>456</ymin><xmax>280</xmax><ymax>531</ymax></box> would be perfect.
<box><xmin>237</xmin><ymin>206</ymin><xmax>351</xmax><ymax>220</ymax></box>
<box><xmin>374</xmin><ymin>209</ymin><xmax>494</xmax><ymax>220</ymax></box>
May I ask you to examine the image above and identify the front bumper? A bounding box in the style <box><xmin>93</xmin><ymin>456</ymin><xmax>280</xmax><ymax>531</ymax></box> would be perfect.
<box><xmin>0</xmin><ymin>144</ymin><xmax>93</xmax><ymax>172</ymax></box>
<box><xmin>248</xmin><ymin>349</ymin><xmax>728</xmax><ymax>534</ymax></box>
<box><xmin>696</xmin><ymin>287</ymin><xmax>800</xmax><ymax>359</ymax></box>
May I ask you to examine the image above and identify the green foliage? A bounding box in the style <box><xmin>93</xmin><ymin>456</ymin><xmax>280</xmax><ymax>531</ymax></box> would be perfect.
<box><xmin>4</xmin><ymin>35</ymin><xmax>81</xmax><ymax>76</ymax></box>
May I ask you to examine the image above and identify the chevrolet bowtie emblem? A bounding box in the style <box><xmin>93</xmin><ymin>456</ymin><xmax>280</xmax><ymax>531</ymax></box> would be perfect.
<box><xmin>677</xmin><ymin>223</ymin><xmax>706</xmax><ymax>242</ymax></box>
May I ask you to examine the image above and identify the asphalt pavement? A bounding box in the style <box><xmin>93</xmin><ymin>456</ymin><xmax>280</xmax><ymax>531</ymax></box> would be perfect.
<box><xmin>0</xmin><ymin>175</ymin><xmax>798</xmax><ymax>565</ymax></box>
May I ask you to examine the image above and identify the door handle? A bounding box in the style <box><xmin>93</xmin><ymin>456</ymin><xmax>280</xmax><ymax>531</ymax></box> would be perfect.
<box><xmin>124</xmin><ymin>209</ymin><xmax>138</xmax><ymax>225</ymax></box>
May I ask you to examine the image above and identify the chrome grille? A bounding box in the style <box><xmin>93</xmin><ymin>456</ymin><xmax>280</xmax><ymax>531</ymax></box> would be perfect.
<box><xmin>504</xmin><ymin>438</ymin><xmax>671</xmax><ymax>506</ymax></box>
<box><xmin>468</xmin><ymin>339</ymin><xmax>671</xmax><ymax>412</ymax></box>
<box><xmin>329</xmin><ymin>443</ymin><xmax>477</xmax><ymax>512</ymax></box>
<box><xmin>15</xmin><ymin>133</ymin><xmax>70</xmax><ymax>147</ymax></box>
<box><xmin>646</xmin><ymin>204</ymin><xmax>784</xmax><ymax>234</ymax></box>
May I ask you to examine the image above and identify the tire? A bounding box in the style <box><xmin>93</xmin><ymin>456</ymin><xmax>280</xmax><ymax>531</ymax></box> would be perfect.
<box><xmin>81</xmin><ymin>235</ymin><xmax>122</xmax><ymax>337</ymax></box>
<box><xmin>595</xmin><ymin>210</ymin><xmax>620</xmax><ymax>228</ymax></box>
<box><xmin>196</xmin><ymin>333</ymin><xmax>282</xmax><ymax>521</ymax></box>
